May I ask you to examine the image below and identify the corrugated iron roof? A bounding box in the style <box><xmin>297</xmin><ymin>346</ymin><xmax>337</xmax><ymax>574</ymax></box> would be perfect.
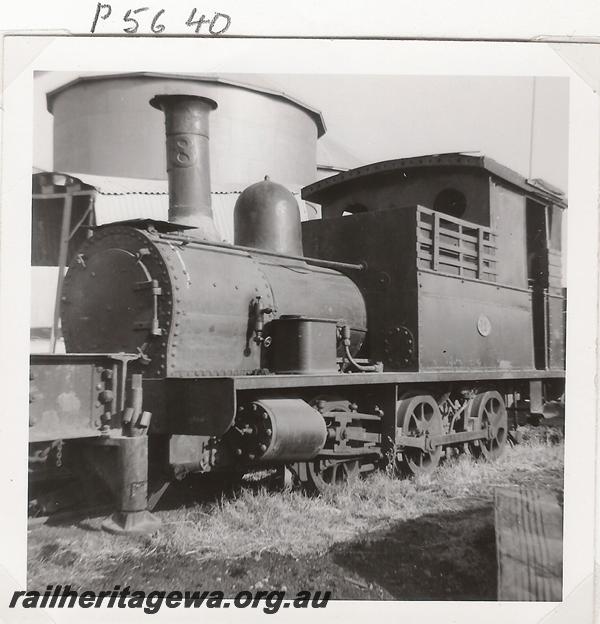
<box><xmin>65</xmin><ymin>173</ymin><xmax>168</xmax><ymax>196</ymax></box>
<box><xmin>32</xmin><ymin>171</ymin><xmax>319</xmax><ymax>243</ymax></box>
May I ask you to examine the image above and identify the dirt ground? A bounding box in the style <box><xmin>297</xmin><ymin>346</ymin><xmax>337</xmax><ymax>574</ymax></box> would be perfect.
<box><xmin>27</xmin><ymin>432</ymin><xmax>564</xmax><ymax>600</ymax></box>
<box><xmin>29</xmin><ymin>503</ymin><xmax>498</xmax><ymax>599</ymax></box>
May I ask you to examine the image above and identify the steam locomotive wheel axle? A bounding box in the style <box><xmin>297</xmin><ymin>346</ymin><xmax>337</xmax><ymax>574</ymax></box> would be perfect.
<box><xmin>395</xmin><ymin>391</ymin><xmax>508</xmax><ymax>475</ymax></box>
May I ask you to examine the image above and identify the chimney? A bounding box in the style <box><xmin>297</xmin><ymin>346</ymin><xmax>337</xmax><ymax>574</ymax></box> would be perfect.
<box><xmin>150</xmin><ymin>94</ymin><xmax>219</xmax><ymax>240</ymax></box>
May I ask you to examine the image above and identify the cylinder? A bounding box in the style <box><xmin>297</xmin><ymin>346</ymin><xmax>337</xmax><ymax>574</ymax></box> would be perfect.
<box><xmin>234</xmin><ymin>176</ymin><xmax>304</xmax><ymax>256</ymax></box>
<box><xmin>234</xmin><ymin>399</ymin><xmax>327</xmax><ymax>463</ymax></box>
<box><xmin>150</xmin><ymin>94</ymin><xmax>219</xmax><ymax>239</ymax></box>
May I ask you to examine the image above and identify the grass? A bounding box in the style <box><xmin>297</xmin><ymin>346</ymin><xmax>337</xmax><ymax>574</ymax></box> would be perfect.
<box><xmin>28</xmin><ymin>429</ymin><xmax>564</xmax><ymax>589</ymax></box>
<box><xmin>155</xmin><ymin>435</ymin><xmax>563</xmax><ymax>560</ymax></box>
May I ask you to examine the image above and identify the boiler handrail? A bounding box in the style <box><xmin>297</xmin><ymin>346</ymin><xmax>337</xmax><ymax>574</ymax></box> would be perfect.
<box><xmin>156</xmin><ymin>232</ymin><xmax>366</xmax><ymax>272</ymax></box>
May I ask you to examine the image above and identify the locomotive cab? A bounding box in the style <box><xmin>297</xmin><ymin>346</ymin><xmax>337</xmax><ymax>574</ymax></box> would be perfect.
<box><xmin>302</xmin><ymin>153</ymin><xmax>566</xmax><ymax>374</ymax></box>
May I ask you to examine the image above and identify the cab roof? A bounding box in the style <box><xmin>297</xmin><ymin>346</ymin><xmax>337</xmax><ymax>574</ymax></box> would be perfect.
<box><xmin>301</xmin><ymin>153</ymin><xmax>567</xmax><ymax>208</ymax></box>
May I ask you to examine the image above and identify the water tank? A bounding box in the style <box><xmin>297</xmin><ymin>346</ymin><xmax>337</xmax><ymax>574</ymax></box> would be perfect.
<box><xmin>47</xmin><ymin>73</ymin><xmax>325</xmax><ymax>189</ymax></box>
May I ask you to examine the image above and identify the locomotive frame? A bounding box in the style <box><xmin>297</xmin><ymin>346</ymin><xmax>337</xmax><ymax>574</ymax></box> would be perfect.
<box><xmin>28</xmin><ymin>92</ymin><xmax>566</xmax><ymax>533</ymax></box>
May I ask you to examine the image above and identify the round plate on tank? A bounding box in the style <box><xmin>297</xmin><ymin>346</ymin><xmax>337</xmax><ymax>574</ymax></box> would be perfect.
<box><xmin>477</xmin><ymin>314</ymin><xmax>492</xmax><ymax>337</ymax></box>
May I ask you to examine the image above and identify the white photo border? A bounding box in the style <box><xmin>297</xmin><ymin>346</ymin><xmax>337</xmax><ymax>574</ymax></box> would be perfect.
<box><xmin>1</xmin><ymin>36</ymin><xmax>597</xmax><ymax>623</ymax></box>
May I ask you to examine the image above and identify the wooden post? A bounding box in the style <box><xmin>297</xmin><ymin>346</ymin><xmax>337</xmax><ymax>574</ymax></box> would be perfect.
<box><xmin>495</xmin><ymin>486</ymin><xmax>563</xmax><ymax>601</ymax></box>
<box><xmin>477</xmin><ymin>228</ymin><xmax>485</xmax><ymax>279</ymax></box>
<box><xmin>432</xmin><ymin>212</ymin><xmax>440</xmax><ymax>271</ymax></box>
<box><xmin>49</xmin><ymin>191</ymin><xmax>73</xmax><ymax>353</ymax></box>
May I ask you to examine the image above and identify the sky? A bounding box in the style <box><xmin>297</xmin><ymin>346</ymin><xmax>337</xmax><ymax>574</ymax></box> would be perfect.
<box><xmin>34</xmin><ymin>72</ymin><xmax>568</xmax><ymax>193</ymax></box>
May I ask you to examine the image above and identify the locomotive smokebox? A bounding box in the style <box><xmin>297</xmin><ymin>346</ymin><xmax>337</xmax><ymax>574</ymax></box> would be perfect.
<box><xmin>150</xmin><ymin>94</ymin><xmax>219</xmax><ymax>239</ymax></box>
<box><xmin>234</xmin><ymin>176</ymin><xmax>304</xmax><ymax>256</ymax></box>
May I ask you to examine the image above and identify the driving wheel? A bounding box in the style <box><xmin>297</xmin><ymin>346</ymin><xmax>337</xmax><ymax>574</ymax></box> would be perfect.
<box><xmin>466</xmin><ymin>390</ymin><xmax>508</xmax><ymax>461</ymax></box>
<box><xmin>397</xmin><ymin>394</ymin><xmax>443</xmax><ymax>476</ymax></box>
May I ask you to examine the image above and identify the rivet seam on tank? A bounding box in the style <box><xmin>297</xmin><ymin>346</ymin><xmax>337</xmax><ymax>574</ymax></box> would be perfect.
<box><xmin>252</xmin><ymin>257</ymin><xmax>277</xmax><ymax>316</ymax></box>
<box><xmin>168</xmin><ymin>243</ymin><xmax>191</xmax><ymax>288</ymax></box>
<box><xmin>142</xmin><ymin>236</ymin><xmax>173</xmax><ymax>377</ymax></box>
<box><xmin>139</xmin><ymin>237</ymin><xmax>160</xmax><ymax>377</ymax></box>
<box><xmin>161</xmin><ymin>245</ymin><xmax>183</xmax><ymax>372</ymax></box>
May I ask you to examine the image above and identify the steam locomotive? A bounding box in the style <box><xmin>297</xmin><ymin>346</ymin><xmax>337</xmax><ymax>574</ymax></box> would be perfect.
<box><xmin>29</xmin><ymin>94</ymin><xmax>566</xmax><ymax>532</ymax></box>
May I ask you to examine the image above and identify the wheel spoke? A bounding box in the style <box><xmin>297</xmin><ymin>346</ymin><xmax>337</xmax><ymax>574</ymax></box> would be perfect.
<box><xmin>305</xmin><ymin>458</ymin><xmax>361</xmax><ymax>492</ymax></box>
<box><xmin>415</xmin><ymin>413</ymin><xmax>423</xmax><ymax>432</ymax></box>
<box><xmin>478</xmin><ymin>393</ymin><xmax>507</xmax><ymax>461</ymax></box>
<box><xmin>398</xmin><ymin>395</ymin><xmax>443</xmax><ymax>476</ymax></box>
